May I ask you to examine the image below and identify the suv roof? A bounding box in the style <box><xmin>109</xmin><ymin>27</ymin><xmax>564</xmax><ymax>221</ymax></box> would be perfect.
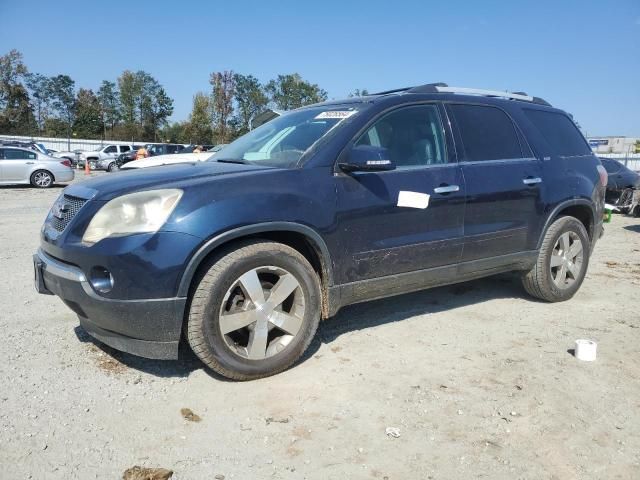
<box><xmin>322</xmin><ymin>83</ymin><xmax>553</xmax><ymax>108</ymax></box>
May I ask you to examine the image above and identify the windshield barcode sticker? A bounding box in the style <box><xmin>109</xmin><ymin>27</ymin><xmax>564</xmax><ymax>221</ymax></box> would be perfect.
<box><xmin>315</xmin><ymin>111</ymin><xmax>356</xmax><ymax>120</ymax></box>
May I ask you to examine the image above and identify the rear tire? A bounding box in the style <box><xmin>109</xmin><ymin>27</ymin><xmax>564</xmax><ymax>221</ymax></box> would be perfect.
<box><xmin>30</xmin><ymin>170</ymin><xmax>53</xmax><ymax>188</ymax></box>
<box><xmin>522</xmin><ymin>216</ymin><xmax>590</xmax><ymax>302</ymax></box>
<box><xmin>186</xmin><ymin>240</ymin><xmax>321</xmax><ymax>380</ymax></box>
<box><xmin>107</xmin><ymin>163</ymin><xmax>116</xmax><ymax>172</ymax></box>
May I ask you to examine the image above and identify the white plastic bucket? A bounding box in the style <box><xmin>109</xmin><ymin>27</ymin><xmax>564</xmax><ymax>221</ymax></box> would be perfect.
<box><xmin>575</xmin><ymin>339</ymin><xmax>597</xmax><ymax>362</ymax></box>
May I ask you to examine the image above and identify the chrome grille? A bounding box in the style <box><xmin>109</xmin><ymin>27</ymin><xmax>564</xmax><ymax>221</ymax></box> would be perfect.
<box><xmin>50</xmin><ymin>194</ymin><xmax>88</xmax><ymax>232</ymax></box>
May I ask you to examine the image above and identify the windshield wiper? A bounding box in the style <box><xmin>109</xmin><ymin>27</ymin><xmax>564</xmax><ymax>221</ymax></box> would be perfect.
<box><xmin>216</xmin><ymin>158</ymin><xmax>250</xmax><ymax>164</ymax></box>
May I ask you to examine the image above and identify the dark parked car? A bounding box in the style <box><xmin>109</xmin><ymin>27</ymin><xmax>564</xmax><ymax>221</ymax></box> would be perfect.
<box><xmin>112</xmin><ymin>145</ymin><xmax>145</xmax><ymax>170</ymax></box>
<box><xmin>598</xmin><ymin>157</ymin><xmax>639</xmax><ymax>203</ymax></box>
<box><xmin>146</xmin><ymin>143</ymin><xmax>183</xmax><ymax>156</ymax></box>
<box><xmin>34</xmin><ymin>83</ymin><xmax>606</xmax><ymax>380</ymax></box>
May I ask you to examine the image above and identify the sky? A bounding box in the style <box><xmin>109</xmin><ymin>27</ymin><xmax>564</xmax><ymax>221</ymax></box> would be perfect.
<box><xmin>1</xmin><ymin>0</ymin><xmax>638</xmax><ymax>137</ymax></box>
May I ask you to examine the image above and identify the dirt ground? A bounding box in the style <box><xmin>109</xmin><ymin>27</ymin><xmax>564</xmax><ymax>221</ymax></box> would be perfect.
<box><xmin>1</xmin><ymin>173</ymin><xmax>639</xmax><ymax>480</ymax></box>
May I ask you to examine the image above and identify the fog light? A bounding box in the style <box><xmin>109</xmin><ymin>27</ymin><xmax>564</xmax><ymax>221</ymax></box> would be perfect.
<box><xmin>89</xmin><ymin>267</ymin><xmax>114</xmax><ymax>293</ymax></box>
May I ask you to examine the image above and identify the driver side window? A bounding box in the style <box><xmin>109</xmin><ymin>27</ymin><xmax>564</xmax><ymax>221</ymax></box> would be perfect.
<box><xmin>355</xmin><ymin>104</ymin><xmax>447</xmax><ymax>168</ymax></box>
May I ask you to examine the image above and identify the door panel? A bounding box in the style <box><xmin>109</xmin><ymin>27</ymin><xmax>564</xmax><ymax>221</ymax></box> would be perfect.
<box><xmin>446</xmin><ymin>103</ymin><xmax>543</xmax><ymax>261</ymax></box>
<box><xmin>1</xmin><ymin>149</ymin><xmax>35</xmax><ymax>181</ymax></box>
<box><xmin>461</xmin><ymin>159</ymin><xmax>543</xmax><ymax>260</ymax></box>
<box><xmin>333</xmin><ymin>103</ymin><xmax>465</xmax><ymax>284</ymax></box>
<box><xmin>336</xmin><ymin>166</ymin><xmax>465</xmax><ymax>282</ymax></box>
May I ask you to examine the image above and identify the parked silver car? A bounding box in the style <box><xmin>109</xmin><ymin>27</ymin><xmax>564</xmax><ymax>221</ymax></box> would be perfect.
<box><xmin>0</xmin><ymin>147</ymin><xmax>74</xmax><ymax>188</ymax></box>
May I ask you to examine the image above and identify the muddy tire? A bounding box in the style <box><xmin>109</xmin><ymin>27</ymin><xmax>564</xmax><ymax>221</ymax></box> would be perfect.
<box><xmin>186</xmin><ymin>240</ymin><xmax>321</xmax><ymax>380</ymax></box>
<box><xmin>522</xmin><ymin>216</ymin><xmax>590</xmax><ymax>302</ymax></box>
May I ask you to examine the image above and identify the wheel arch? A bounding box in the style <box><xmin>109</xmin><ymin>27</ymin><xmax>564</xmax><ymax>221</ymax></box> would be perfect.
<box><xmin>537</xmin><ymin>199</ymin><xmax>596</xmax><ymax>249</ymax></box>
<box><xmin>177</xmin><ymin>222</ymin><xmax>334</xmax><ymax>315</ymax></box>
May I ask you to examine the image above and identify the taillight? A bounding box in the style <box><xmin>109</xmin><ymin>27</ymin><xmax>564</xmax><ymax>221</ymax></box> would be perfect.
<box><xmin>596</xmin><ymin>164</ymin><xmax>608</xmax><ymax>187</ymax></box>
<box><xmin>60</xmin><ymin>160</ymin><xmax>71</xmax><ymax>168</ymax></box>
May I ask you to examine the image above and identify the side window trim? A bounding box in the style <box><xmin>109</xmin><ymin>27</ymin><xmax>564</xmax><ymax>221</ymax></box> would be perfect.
<box><xmin>337</xmin><ymin>101</ymin><xmax>454</xmax><ymax>171</ymax></box>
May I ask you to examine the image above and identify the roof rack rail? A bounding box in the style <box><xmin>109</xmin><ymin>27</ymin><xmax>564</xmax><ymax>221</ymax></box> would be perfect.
<box><xmin>434</xmin><ymin>86</ymin><xmax>533</xmax><ymax>102</ymax></box>
<box><xmin>369</xmin><ymin>86</ymin><xmax>413</xmax><ymax>95</ymax></box>
<box><xmin>371</xmin><ymin>83</ymin><xmax>552</xmax><ymax>106</ymax></box>
<box><xmin>407</xmin><ymin>82</ymin><xmax>449</xmax><ymax>93</ymax></box>
<box><xmin>434</xmin><ymin>85</ymin><xmax>551</xmax><ymax>106</ymax></box>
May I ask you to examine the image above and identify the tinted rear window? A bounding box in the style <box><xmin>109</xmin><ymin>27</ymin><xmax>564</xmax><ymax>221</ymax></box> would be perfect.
<box><xmin>524</xmin><ymin>109</ymin><xmax>591</xmax><ymax>156</ymax></box>
<box><xmin>449</xmin><ymin>104</ymin><xmax>523</xmax><ymax>161</ymax></box>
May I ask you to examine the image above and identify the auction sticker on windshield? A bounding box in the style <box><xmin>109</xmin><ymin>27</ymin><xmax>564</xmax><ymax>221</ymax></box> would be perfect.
<box><xmin>315</xmin><ymin>111</ymin><xmax>357</xmax><ymax>120</ymax></box>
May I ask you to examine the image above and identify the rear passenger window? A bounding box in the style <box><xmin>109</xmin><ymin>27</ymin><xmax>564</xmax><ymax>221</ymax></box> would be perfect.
<box><xmin>524</xmin><ymin>109</ymin><xmax>591</xmax><ymax>157</ymax></box>
<box><xmin>355</xmin><ymin>104</ymin><xmax>447</xmax><ymax>168</ymax></box>
<box><xmin>449</xmin><ymin>104</ymin><xmax>523</xmax><ymax>161</ymax></box>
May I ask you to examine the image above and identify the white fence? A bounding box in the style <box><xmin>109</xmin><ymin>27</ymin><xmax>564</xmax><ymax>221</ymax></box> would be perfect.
<box><xmin>0</xmin><ymin>134</ymin><xmax>141</xmax><ymax>152</ymax></box>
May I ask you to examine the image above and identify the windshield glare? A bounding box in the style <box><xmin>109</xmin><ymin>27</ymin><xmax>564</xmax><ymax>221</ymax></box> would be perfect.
<box><xmin>212</xmin><ymin>106</ymin><xmax>361</xmax><ymax>167</ymax></box>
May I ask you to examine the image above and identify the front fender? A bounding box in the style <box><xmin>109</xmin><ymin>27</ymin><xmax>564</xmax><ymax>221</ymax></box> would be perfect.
<box><xmin>176</xmin><ymin>221</ymin><xmax>334</xmax><ymax>297</ymax></box>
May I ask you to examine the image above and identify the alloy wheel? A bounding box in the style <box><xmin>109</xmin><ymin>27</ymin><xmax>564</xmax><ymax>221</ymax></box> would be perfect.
<box><xmin>34</xmin><ymin>172</ymin><xmax>52</xmax><ymax>187</ymax></box>
<box><xmin>550</xmin><ymin>231</ymin><xmax>584</xmax><ymax>289</ymax></box>
<box><xmin>218</xmin><ymin>266</ymin><xmax>305</xmax><ymax>360</ymax></box>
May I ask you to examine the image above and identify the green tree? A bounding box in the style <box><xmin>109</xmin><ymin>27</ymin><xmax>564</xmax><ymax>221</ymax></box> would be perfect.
<box><xmin>97</xmin><ymin>80</ymin><xmax>120</xmax><ymax>138</ymax></box>
<box><xmin>117</xmin><ymin>70</ymin><xmax>173</xmax><ymax>141</ymax></box>
<box><xmin>161</xmin><ymin>121</ymin><xmax>189</xmax><ymax>144</ymax></box>
<box><xmin>233</xmin><ymin>73</ymin><xmax>268</xmax><ymax>134</ymax></box>
<box><xmin>48</xmin><ymin>75</ymin><xmax>76</xmax><ymax>148</ymax></box>
<box><xmin>210</xmin><ymin>71</ymin><xmax>236</xmax><ymax>143</ymax></box>
<box><xmin>25</xmin><ymin>73</ymin><xmax>52</xmax><ymax>134</ymax></box>
<box><xmin>73</xmin><ymin>88</ymin><xmax>102</xmax><ymax>139</ymax></box>
<box><xmin>144</xmin><ymin>84</ymin><xmax>173</xmax><ymax>141</ymax></box>
<box><xmin>117</xmin><ymin>70</ymin><xmax>140</xmax><ymax>138</ymax></box>
<box><xmin>186</xmin><ymin>92</ymin><xmax>213</xmax><ymax>144</ymax></box>
<box><xmin>265</xmin><ymin>73</ymin><xmax>327</xmax><ymax>110</ymax></box>
<box><xmin>0</xmin><ymin>49</ymin><xmax>34</xmax><ymax>134</ymax></box>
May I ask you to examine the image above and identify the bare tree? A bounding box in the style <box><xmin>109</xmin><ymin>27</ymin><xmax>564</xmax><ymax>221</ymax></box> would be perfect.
<box><xmin>210</xmin><ymin>71</ymin><xmax>236</xmax><ymax>143</ymax></box>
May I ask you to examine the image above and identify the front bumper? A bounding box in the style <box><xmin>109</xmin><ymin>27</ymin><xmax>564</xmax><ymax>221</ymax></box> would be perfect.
<box><xmin>33</xmin><ymin>248</ymin><xmax>186</xmax><ymax>359</ymax></box>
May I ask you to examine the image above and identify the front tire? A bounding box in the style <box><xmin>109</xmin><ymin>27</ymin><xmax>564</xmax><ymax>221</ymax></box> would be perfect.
<box><xmin>186</xmin><ymin>241</ymin><xmax>321</xmax><ymax>380</ymax></box>
<box><xmin>30</xmin><ymin>170</ymin><xmax>53</xmax><ymax>188</ymax></box>
<box><xmin>522</xmin><ymin>216</ymin><xmax>590</xmax><ymax>302</ymax></box>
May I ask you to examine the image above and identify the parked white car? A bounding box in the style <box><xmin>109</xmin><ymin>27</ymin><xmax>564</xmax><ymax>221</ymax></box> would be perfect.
<box><xmin>0</xmin><ymin>147</ymin><xmax>74</xmax><ymax>188</ymax></box>
<box><xmin>81</xmin><ymin>144</ymin><xmax>133</xmax><ymax>162</ymax></box>
<box><xmin>120</xmin><ymin>150</ymin><xmax>220</xmax><ymax>170</ymax></box>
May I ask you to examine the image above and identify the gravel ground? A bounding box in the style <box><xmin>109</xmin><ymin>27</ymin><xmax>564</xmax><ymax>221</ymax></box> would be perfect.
<box><xmin>1</xmin><ymin>173</ymin><xmax>639</xmax><ymax>479</ymax></box>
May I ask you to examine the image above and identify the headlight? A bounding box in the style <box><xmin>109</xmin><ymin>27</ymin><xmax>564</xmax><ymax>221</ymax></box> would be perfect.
<box><xmin>82</xmin><ymin>189</ymin><xmax>183</xmax><ymax>245</ymax></box>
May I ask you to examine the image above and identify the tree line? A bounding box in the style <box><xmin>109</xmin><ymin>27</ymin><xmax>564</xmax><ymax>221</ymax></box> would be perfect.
<box><xmin>0</xmin><ymin>49</ymin><xmax>365</xmax><ymax>145</ymax></box>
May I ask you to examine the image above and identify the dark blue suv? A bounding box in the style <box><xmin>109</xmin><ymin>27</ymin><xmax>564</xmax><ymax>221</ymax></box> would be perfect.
<box><xmin>34</xmin><ymin>83</ymin><xmax>607</xmax><ymax>380</ymax></box>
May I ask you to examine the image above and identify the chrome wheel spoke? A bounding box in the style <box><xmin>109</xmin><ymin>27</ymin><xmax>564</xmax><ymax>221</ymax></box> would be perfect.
<box><xmin>567</xmin><ymin>261</ymin><xmax>580</xmax><ymax>279</ymax></box>
<box><xmin>265</xmin><ymin>274</ymin><xmax>299</xmax><ymax>309</ymax></box>
<box><xmin>568</xmin><ymin>240</ymin><xmax>583</xmax><ymax>259</ymax></box>
<box><xmin>557</xmin><ymin>263</ymin><xmax>568</xmax><ymax>285</ymax></box>
<box><xmin>219</xmin><ymin>310</ymin><xmax>257</xmax><ymax>334</ymax></box>
<box><xmin>246</xmin><ymin>319</ymin><xmax>269</xmax><ymax>359</ymax></box>
<box><xmin>550</xmin><ymin>253</ymin><xmax>564</xmax><ymax>267</ymax></box>
<box><xmin>269</xmin><ymin>310</ymin><xmax>303</xmax><ymax>336</ymax></box>
<box><xmin>558</xmin><ymin>232</ymin><xmax>570</xmax><ymax>253</ymax></box>
<box><xmin>238</xmin><ymin>269</ymin><xmax>266</xmax><ymax>305</ymax></box>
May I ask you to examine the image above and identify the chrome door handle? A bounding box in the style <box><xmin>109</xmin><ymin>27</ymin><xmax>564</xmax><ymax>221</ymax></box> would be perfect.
<box><xmin>25</xmin><ymin>162</ymin><xmax>35</xmax><ymax>165</ymax></box>
<box><xmin>522</xmin><ymin>177</ymin><xmax>542</xmax><ymax>185</ymax></box>
<box><xmin>433</xmin><ymin>185</ymin><xmax>460</xmax><ymax>194</ymax></box>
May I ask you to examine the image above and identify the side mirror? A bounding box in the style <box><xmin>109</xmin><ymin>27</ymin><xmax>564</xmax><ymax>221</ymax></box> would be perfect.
<box><xmin>339</xmin><ymin>145</ymin><xmax>395</xmax><ymax>173</ymax></box>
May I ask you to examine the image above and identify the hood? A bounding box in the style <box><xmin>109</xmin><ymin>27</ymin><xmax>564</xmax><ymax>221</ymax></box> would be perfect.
<box><xmin>64</xmin><ymin>161</ymin><xmax>272</xmax><ymax>201</ymax></box>
<box><xmin>122</xmin><ymin>152</ymin><xmax>213</xmax><ymax>169</ymax></box>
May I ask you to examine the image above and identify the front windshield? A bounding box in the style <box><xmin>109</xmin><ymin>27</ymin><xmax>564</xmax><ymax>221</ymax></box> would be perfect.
<box><xmin>212</xmin><ymin>105</ymin><xmax>363</xmax><ymax>167</ymax></box>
